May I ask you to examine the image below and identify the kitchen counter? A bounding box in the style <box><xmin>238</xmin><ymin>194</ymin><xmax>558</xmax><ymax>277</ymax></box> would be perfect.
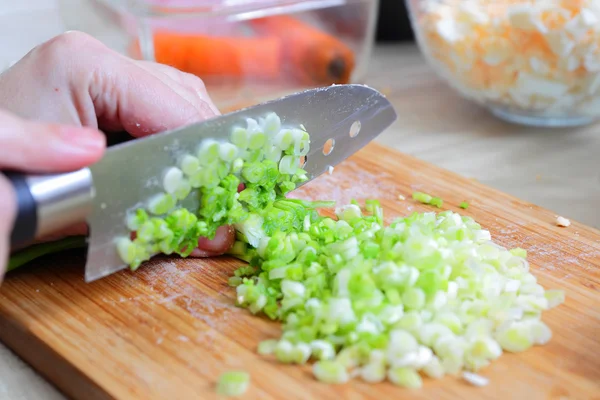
<box><xmin>0</xmin><ymin>2</ymin><xmax>599</xmax><ymax>398</ymax></box>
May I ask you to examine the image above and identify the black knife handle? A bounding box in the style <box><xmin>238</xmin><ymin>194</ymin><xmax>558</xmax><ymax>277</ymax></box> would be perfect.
<box><xmin>4</xmin><ymin>172</ymin><xmax>37</xmax><ymax>248</ymax></box>
<box><xmin>2</xmin><ymin>169</ymin><xmax>95</xmax><ymax>251</ymax></box>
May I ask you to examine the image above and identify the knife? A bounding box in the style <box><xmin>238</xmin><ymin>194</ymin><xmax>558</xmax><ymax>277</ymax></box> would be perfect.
<box><xmin>5</xmin><ymin>84</ymin><xmax>397</xmax><ymax>282</ymax></box>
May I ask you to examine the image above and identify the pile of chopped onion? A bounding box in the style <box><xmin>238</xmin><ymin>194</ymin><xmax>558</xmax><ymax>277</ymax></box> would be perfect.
<box><xmin>115</xmin><ymin>111</ymin><xmax>565</xmax><ymax>389</ymax></box>
<box><xmin>230</xmin><ymin>203</ymin><xmax>565</xmax><ymax>387</ymax></box>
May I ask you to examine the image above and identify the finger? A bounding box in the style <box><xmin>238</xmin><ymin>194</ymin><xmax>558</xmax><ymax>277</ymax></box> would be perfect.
<box><xmin>0</xmin><ymin>174</ymin><xmax>17</xmax><ymax>282</ymax></box>
<box><xmin>134</xmin><ymin>60</ymin><xmax>220</xmax><ymax>116</ymax></box>
<box><xmin>87</xmin><ymin>54</ymin><xmax>220</xmax><ymax>137</ymax></box>
<box><xmin>0</xmin><ymin>110</ymin><xmax>105</xmax><ymax>172</ymax></box>
<box><xmin>189</xmin><ymin>225</ymin><xmax>236</xmax><ymax>257</ymax></box>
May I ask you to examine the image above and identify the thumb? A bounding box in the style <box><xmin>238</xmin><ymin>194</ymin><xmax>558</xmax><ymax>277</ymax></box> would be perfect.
<box><xmin>0</xmin><ymin>109</ymin><xmax>106</xmax><ymax>173</ymax></box>
<box><xmin>0</xmin><ymin>109</ymin><xmax>105</xmax><ymax>280</ymax></box>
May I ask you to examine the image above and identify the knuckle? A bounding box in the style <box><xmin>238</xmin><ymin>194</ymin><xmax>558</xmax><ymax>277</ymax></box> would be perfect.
<box><xmin>185</xmin><ymin>72</ymin><xmax>207</xmax><ymax>92</ymax></box>
<box><xmin>35</xmin><ymin>31</ymin><xmax>105</xmax><ymax>62</ymax></box>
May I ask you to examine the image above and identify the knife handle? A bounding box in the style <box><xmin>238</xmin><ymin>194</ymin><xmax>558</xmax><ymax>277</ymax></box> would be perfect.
<box><xmin>4</xmin><ymin>169</ymin><xmax>94</xmax><ymax>250</ymax></box>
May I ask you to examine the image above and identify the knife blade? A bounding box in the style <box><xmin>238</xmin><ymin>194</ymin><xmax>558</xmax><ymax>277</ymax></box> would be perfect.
<box><xmin>5</xmin><ymin>84</ymin><xmax>397</xmax><ymax>282</ymax></box>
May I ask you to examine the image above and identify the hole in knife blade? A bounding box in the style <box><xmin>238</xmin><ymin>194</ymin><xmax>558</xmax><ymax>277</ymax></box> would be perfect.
<box><xmin>299</xmin><ymin>156</ymin><xmax>307</xmax><ymax>168</ymax></box>
<box><xmin>349</xmin><ymin>121</ymin><xmax>361</xmax><ymax>138</ymax></box>
<box><xmin>323</xmin><ymin>138</ymin><xmax>335</xmax><ymax>156</ymax></box>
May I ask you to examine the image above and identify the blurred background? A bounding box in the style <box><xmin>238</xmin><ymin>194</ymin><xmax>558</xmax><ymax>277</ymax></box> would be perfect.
<box><xmin>376</xmin><ymin>0</ymin><xmax>413</xmax><ymax>42</ymax></box>
<box><xmin>0</xmin><ymin>0</ymin><xmax>416</xmax><ymax>71</ymax></box>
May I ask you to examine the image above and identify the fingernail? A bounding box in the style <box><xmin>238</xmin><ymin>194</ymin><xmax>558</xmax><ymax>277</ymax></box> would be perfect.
<box><xmin>57</xmin><ymin>126</ymin><xmax>105</xmax><ymax>150</ymax></box>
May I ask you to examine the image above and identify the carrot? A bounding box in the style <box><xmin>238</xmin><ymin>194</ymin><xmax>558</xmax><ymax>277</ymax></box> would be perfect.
<box><xmin>249</xmin><ymin>15</ymin><xmax>356</xmax><ymax>85</ymax></box>
<box><xmin>130</xmin><ymin>32</ymin><xmax>282</xmax><ymax>81</ymax></box>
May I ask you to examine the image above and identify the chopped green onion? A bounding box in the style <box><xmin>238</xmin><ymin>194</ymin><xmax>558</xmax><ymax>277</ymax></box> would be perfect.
<box><xmin>126</xmin><ymin>209</ymin><xmax>149</xmax><ymax>231</ymax></box>
<box><xmin>430</xmin><ymin>197</ymin><xmax>443</xmax><ymax>208</ymax></box>
<box><xmin>412</xmin><ymin>191</ymin><xmax>444</xmax><ymax>208</ymax></box>
<box><xmin>460</xmin><ymin>201</ymin><xmax>469</xmax><ymax>209</ymax></box>
<box><xmin>387</xmin><ymin>367</ymin><xmax>422</xmax><ymax>388</ymax></box>
<box><xmin>216</xmin><ymin>371</ymin><xmax>250</xmax><ymax>397</ymax></box>
<box><xmin>247</xmin><ymin>118</ymin><xmax>267</xmax><ymax>149</ymax></box>
<box><xmin>510</xmin><ymin>247</ymin><xmax>527</xmax><ymax>258</ymax></box>
<box><xmin>231</xmin><ymin>127</ymin><xmax>249</xmax><ymax>150</ymax></box>
<box><xmin>262</xmin><ymin>112</ymin><xmax>281</xmax><ymax>136</ymax></box>
<box><xmin>257</xmin><ymin>339</ymin><xmax>278</xmax><ymax>355</ymax></box>
<box><xmin>162</xmin><ymin>167</ymin><xmax>184</xmax><ymax>194</ymax></box>
<box><xmin>274</xmin><ymin>128</ymin><xmax>294</xmax><ymax>150</ymax></box>
<box><xmin>279</xmin><ymin>155</ymin><xmax>297</xmax><ymax>175</ymax></box>
<box><xmin>115</xmin><ymin>237</ymin><xmax>136</xmax><ymax>265</ymax></box>
<box><xmin>313</xmin><ymin>361</ymin><xmax>349</xmax><ymax>384</ymax></box>
<box><xmin>173</xmin><ymin>179</ymin><xmax>192</xmax><ymax>200</ymax></box>
<box><xmin>197</xmin><ymin>139</ymin><xmax>220</xmax><ymax>164</ymax></box>
<box><xmin>462</xmin><ymin>371</ymin><xmax>489</xmax><ymax>387</ymax></box>
<box><xmin>292</xmin><ymin>129</ymin><xmax>310</xmax><ymax>156</ymax></box>
<box><xmin>544</xmin><ymin>290</ymin><xmax>565</xmax><ymax>309</ymax></box>
<box><xmin>180</xmin><ymin>154</ymin><xmax>200</xmax><ymax>176</ymax></box>
<box><xmin>109</xmin><ymin>111</ymin><xmax>564</xmax><ymax>391</ymax></box>
<box><xmin>219</xmin><ymin>143</ymin><xmax>238</xmax><ymax>162</ymax></box>
<box><xmin>412</xmin><ymin>191</ymin><xmax>432</xmax><ymax>204</ymax></box>
<box><xmin>147</xmin><ymin>193</ymin><xmax>176</xmax><ymax>215</ymax></box>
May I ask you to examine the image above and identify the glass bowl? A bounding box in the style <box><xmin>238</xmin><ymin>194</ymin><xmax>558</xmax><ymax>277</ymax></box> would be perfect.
<box><xmin>406</xmin><ymin>0</ymin><xmax>600</xmax><ymax>127</ymax></box>
<box><xmin>57</xmin><ymin>0</ymin><xmax>379</xmax><ymax>113</ymax></box>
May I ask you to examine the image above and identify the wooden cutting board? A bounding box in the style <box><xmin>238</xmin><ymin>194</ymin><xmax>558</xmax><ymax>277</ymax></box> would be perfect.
<box><xmin>0</xmin><ymin>142</ymin><xmax>598</xmax><ymax>400</ymax></box>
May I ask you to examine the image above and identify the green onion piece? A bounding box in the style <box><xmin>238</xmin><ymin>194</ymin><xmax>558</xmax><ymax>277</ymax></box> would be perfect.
<box><xmin>387</xmin><ymin>367</ymin><xmax>422</xmax><ymax>388</ymax></box>
<box><xmin>265</xmin><ymin>145</ymin><xmax>282</xmax><ymax>162</ymax></box>
<box><xmin>262</xmin><ymin>112</ymin><xmax>281</xmax><ymax>136</ymax></box>
<box><xmin>216</xmin><ymin>371</ymin><xmax>250</xmax><ymax>397</ymax></box>
<box><xmin>257</xmin><ymin>339</ymin><xmax>278</xmax><ymax>355</ymax></box>
<box><xmin>495</xmin><ymin>323</ymin><xmax>533</xmax><ymax>353</ymax></box>
<box><xmin>126</xmin><ymin>209</ymin><xmax>149</xmax><ymax>231</ymax></box>
<box><xmin>360</xmin><ymin>362</ymin><xmax>386</xmax><ymax>383</ymax></box>
<box><xmin>279</xmin><ymin>155</ymin><xmax>297</xmax><ymax>174</ymax></box>
<box><xmin>292</xmin><ymin>129</ymin><xmax>310</xmax><ymax>156</ymax></box>
<box><xmin>147</xmin><ymin>193</ymin><xmax>176</xmax><ymax>215</ymax></box>
<box><xmin>162</xmin><ymin>167</ymin><xmax>184</xmax><ymax>194</ymax></box>
<box><xmin>460</xmin><ymin>201</ymin><xmax>470</xmax><ymax>209</ymax></box>
<box><xmin>422</xmin><ymin>356</ymin><xmax>445</xmax><ymax>379</ymax></box>
<box><xmin>230</xmin><ymin>127</ymin><xmax>249</xmax><ymax>150</ymax></box>
<box><xmin>412</xmin><ymin>191</ymin><xmax>433</xmax><ymax>204</ymax></box>
<box><xmin>116</xmin><ymin>237</ymin><xmax>136</xmax><ymax>265</ymax></box>
<box><xmin>274</xmin><ymin>128</ymin><xmax>294</xmax><ymax>151</ymax></box>
<box><xmin>430</xmin><ymin>197</ymin><xmax>443</xmax><ymax>208</ymax></box>
<box><xmin>544</xmin><ymin>289</ymin><xmax>565</xmax><ymax>308</ymax></box>
<box><xmin>247</xmin><ymin>118</ymin><xmax>267</xmax><ymax>150</ymax></box>
<box><xmin>510</xmin><ymin>247</ymin><xmax>527</xmax><ymax>258</ymax></box>
<box><xmin>313</xmin><ymin>361</ymin><xmax>349</xmax><ymax>384</ymax></box>
<box><xmin>180</xmin><ymin>154</ymin><xmax>200</xmax><ymax>176</ymax></box>
<box><xmin>197</xmin><ymin>140</ymin><xmax>220</xmax><ymax>164</ymax></box>
<box><xmin>173</xmin><ymin>179</ymin><xmax>192</xmax><ymax>200</ymax></box>
<box><xmin>219</xmin><ymin>143</ymin><xmax>238</xmax><ymax>162</ymax></box>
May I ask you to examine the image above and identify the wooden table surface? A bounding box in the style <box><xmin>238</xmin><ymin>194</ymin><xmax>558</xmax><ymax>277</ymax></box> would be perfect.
<box><xmin>0</xmin><ymin>2</ymin><xmax>599</xmax><ymax>397</ymax></box>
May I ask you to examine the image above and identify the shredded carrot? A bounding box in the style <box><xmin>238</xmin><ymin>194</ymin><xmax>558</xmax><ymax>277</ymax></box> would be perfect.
<box><xmin>250</xmin><ymin>16</ymin><xmax>356</xmax><ymax>85</ymax></box>
<box><xmin>130</xmin><ymin>32</ymin><xmax>282</xmax><ymax>81</ymax></box>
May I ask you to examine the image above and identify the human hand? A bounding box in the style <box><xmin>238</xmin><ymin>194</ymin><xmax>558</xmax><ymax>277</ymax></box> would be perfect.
<box><xmin>0</xmin><ymin>31</ymin><xmax>235</xmax><ymax>278</ymax></box>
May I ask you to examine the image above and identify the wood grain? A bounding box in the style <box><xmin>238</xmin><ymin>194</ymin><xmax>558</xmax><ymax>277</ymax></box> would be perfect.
<box><xmin>0</xmin><ymin>142</ymin><xmax>598</xmax><ymax>400</ymax></box>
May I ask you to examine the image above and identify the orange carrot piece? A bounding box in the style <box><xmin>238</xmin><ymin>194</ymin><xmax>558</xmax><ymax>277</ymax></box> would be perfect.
<box><xmin>131</xmin><ymin>32</ymin><xmax>283</xmax><ymax>81</ymax></box>
<box><xmin>250</xmin><ymin>16</ymin><xmax>356</xmax><ymax>85</ymax></box>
